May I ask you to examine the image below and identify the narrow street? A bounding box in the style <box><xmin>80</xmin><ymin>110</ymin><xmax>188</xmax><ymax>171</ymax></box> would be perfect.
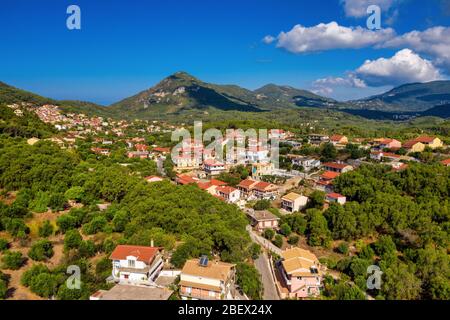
<box><xmin>246</xmin><ymin>224</ymin><xmax>280</xmax><ymax>300</ymax></box>
<box><xmin>254</xmin><ymin>252</ymin><xmax>279</xmax><ymax>300</ymax></box>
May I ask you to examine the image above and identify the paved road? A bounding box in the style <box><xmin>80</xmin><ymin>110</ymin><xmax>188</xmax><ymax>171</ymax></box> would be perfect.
<box><xmin>246</xmin><ymin>224</ymin><xmax>282</xmax><ymax>256</ymax></box>
<box><xmin>254</xmin><ymin>252</ymin><xmax>279</xmax><ymax>300</ymax></box>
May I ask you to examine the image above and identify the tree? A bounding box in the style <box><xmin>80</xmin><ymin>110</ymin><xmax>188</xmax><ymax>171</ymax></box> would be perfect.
<box><xmin>64</xmin><ymin>229</ymin><xmax>82</xmax><ymax>252</ymax></box>
<box><xmin>112</xmin><ymin>210</ymin><xmax>128</xmax><ymax>232</ymax></box>
<box><xmin>308</xmin><ymin>191</ymin><xmax>325</xmax><ymax>210</ymax></box>
<box><xmin>57</xmin><ymin>281</ymin><xmax>89</xmax><ymax>300</ymax></box>
<box><xmin>236</xmin><ymin>263</ymin><xmax>262</xmax><ymax>300</ymax></box>
<box><xmin>381</xmin><ymin>262</ymin><xmax>421</xmax><ymax>300</ymax></box>
<box><xmin>337</xmin><ymin>242</ymin><xmax>349</xmax><ymax>255</ymax></box>
<box><xmin>1</xmin><ymin>251</ymin><xmax>25</xmax><ymax>270</ymax></box>
<box><xmin>253</xmin><ymin>200</ymin><xmax>271</xmax><ymax>211</ymax></box>
<box><xmin>48</xmin><ymin>193</ymin><xmax>66</xmax><ymax>211</ymax></box>
<box><xmin>280</xmin><ymin>223</ymin><xmax>292</xmax><ymax>236</ymax></box>
<box><xmin>249</xmin><ymin>243</ymin><xmax>261</xmax><ymax>260</ymax></box>
<box><xmin>38</xmin><ymin>220</ymin><xmax>54</xmax><ymax>238</ymax></box>
<box><xmin>263</xmin><ymin>229</ymin><xmax>275</xmax><ymax>241</ymax></box>
<box><xmin>288</xmin><ymin>235</ymin><xmax>299</xmax><ymax>245</ymax></box>
<box><xmin>56</xmin><ymin>214</ymin><xmax>78</xmax><ymax>233</ymax></box>
<box><xmin>64</xmin><ymin>186</ymin><xmax>85</xmax><ymax>202</ymax></box>
<box><xmin>0</xmin><ymin>238</ymin><xmax>9</xmax><ymax>252</ymax></box>
<box><xmin>28</xmin><ymin>239</ymin><xmax>54</xmax><ymax>261</ymax></box>
<box><xmin>0</xmin><ymin>278</ymin><xmax>7</xmax><ymax>299</ymax></box>
<box><xmin>78</xmin><ymin>240</ymin><xmax>97</xmax><ymax>258</ymax></box>
<box><xmin>273</xmin><ymin>234</ymin><xmax>283</xmax><ymax>248</ymax></box>
<box><xmin>320</xmin><ymin>143</ymin><xmax>337</xmax><ymax>162</ymax></box>
<box><xmin>307</xmin><ymin>210</ymin><xmax>331</xmax><ymax>247</ymax></box>
<box><xmin>374</xmin><ymin>235</ymin><xmax>396</xmax><ymax>260</ymax></box>
<box><xmin>30</xmin><ymin>273</ymin><xmax>58</xmax><ymax>298</ymax></box>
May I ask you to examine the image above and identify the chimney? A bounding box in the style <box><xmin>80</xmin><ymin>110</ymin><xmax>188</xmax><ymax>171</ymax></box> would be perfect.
<box><xmin>151</xmin><ymin>239</ymin><xmax>154</xmax><ymax>247</ymax></box>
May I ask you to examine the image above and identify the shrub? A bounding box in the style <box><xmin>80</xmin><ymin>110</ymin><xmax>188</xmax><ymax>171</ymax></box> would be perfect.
<box><xmin>280</xmin><ymin>223</ymin><xmax>292</xmax><ymax>236</ymax></box>
<box><xmin>249</xmin><ymin>243</ymin><xmax>261</xmax><ymax>260</ymax></box>
<box><xmin>273</xmin><ymin>234</ymin><xmax>283</xmax><ymax>248</ymax></box>
<box><xmin>38</xmin><ymin>220</ymin><xmax>54</xmax><ymax>238</ymax></box>
<box><xmin>236</xmin><ymin>263</ymin><xmax>262</xmax><ymax>300</ymax></box>
<box><xmin>338</xmin><ymin>242</ymin><xmax>349</xmax><ymax>255</ymax></box>
<box><xmin>287</xmin><ymin>235</ymin><xmax>299</xmax><ymax>245</ymax></box>
<box><xmin>28</xmin><ymin>239</ymin><xmax>54</xmax><ymax>261</ymax></box>
<box><xmin>1</xmin><ymin>251</ymin><xmax>25</xmax><ymax>270</ymax></box>
<box><xmin>0</xmin><ymin>238</ymin><xmax>9</xmax><ymax>252</ymax></box>
<box><xmin>30</xmin><ymin>273</ymin><xmax>58</xmax><ymax>298</ymax></box>
<box><xmin>64</xmin><ymin>229</ymin><xmax>82</xmax><ymax>251</ymax></box>
<box><xmin>253</xmin><ymin>200</ymin><xmax>271</xmax><ymax>211</ymax></box>
<box><xmin>263</xmin><ymin>229</ymin><xmax>275</xmax><ymax>240</ymax></box>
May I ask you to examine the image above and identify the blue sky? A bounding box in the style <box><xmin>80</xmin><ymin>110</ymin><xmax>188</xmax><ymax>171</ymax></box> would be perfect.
<box><xmin>1</xmin><ymin>0</ymin><xmax>449</xmax><ymax>104</ymax></box>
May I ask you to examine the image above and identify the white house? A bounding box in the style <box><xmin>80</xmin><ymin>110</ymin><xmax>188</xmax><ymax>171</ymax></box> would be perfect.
<box><xmin>326</xmin><ymin>193</ymin><xmax>347</xmax><ymax>205</ymax></box>
<box><xmin>291</xmin><ymin>156</ymin><xmax>321</xmax><ymax>172</ymax></box>
<box><xmin>110</xmin><ymin>245</ymin><xmax>164</xmax><ymax>285</ymax></box>
<box><xmin>203</xmin><ymin>159</ymin><xmax>225</xmax><ymax>176</ymax></box>
<box><xmin>281</xmin><ymin>192</ymin><xmax>308</xmax><ymax>213</ymax></box>
<box><xmin>215</xmin><ymin>186</ymin><xmax>240</xmax><ymax>203</ymax></box>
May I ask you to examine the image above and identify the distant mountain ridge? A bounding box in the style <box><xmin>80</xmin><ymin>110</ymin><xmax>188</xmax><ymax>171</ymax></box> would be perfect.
<box><xmin>1</xmin><ymin>73</ymin><xmax>450</xmax><ymax>120</ymax></box>
<box><xmin>347</xmin><ymin>81</ymin><xmax>450</xmax><ymax>113</ymax></box>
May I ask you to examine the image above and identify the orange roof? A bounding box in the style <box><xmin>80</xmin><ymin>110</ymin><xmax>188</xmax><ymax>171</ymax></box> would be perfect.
<box><xmin>330</xmin><ymin>134</ymin><xmax>344</xmax><ymax>142</ymax></box>
<box><xmin>327</xmin><ymin>192</ymin><xmax>345</xmax><ymax>199</ymax></box>
<box><xmin>216</xmin><ymin>186</ymin><xmax>238</xmax><ymax>194</ymax></box>
<box><xmin>203</xmin><ymin>159</ymin><xmax>224</xmax><ymax>166</ymax></box>
<box><xmin>197</xmin><ymin>182</ymin><xmax>213</xmax><ymax>190</ymax></box>
<box><xmin>210</xmin><ymin>179</ymin><xmax>227</xmax><ymax>186</ymax></box>
<box><xmin>110</xmin><ymin>245</ymin><xmax>160</xmax><ymax>264</ymax></box>
<box><xmin>321</xmin><ymin>171</ymin><xmax>340</xmax><ymax>180</ymax></box>
<box><xmin>153</xmin><ymin>147</ymin><xmax>170</xmax><ymax>153</ymax></box>
<box><xmin>403</xmin><ymin>140</ymin><xmax>422</xmax><ymax>148</ymax></box>
<box><xmin>238</xmin><ymin>179</ymin><xmax>257</xmax><ymax>188</ymax></box>
<box><xmin>441</xmin><ymin>159</ymin><xmax>450</xmax><ymax>166</ymax></box>
<box><xmin>176</xmin><ymin>174</ymin><xmax>198</xmax><ymax>185</ymax></box>
<box><xmin>323</xmin><ymin>162</ymin><xmax>349</xmax><ymax>170</ymax></box>
<box><xmin>254</xmin><ymin>181</ymin><xmax>272</xmax><ymax>191</ymax></box>
<box><xmin>414</xmin><ymin>136</ymin><xmax>436</xmax><ymax>143</ymax></box>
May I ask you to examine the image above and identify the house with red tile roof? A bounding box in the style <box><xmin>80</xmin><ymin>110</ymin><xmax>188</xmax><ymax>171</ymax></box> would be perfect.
<box><xmin>403</xmin><ymin>136</ymin><xmax>443</xmax><ymax>153</ymax></box>
<box><xmin>326</xmin><ymin>193</ymin><xmax>346</xmax><ymax>205</ymax></box>
<box><xmin>316</xmin><ymin>171</ymin><xmax>340</xmax><ymax>192</ymax></box>
<box><xmin>441</xmin><ymin>159</ymin><xmax>450</xmax><ymax>167</ymax></box>
<box><xmin>253</xmin><ymin>181</ymin><xmax>279</xmax><ymax>200</ymax></box>
<box><xmin>322</xmin><ymin>162</ymin><xmax>353</xmax><ymax>173</ymax></box>
<box><xmin>378</xmin><ymin>138</ymin><xmax>402</xmax><ymax>150</ymax></box>
<box><xmin>237</xmin><ymin>178</ymin><xmax>259</xmax><ymax>198</ymax></box>
<box><xmin>110</xmin><ymin>245</ymin><xmax>164</xmax><ymax>285</ymax></box>
<box><xmin>330</xmin><ymin>134</ymin><xmax>348</xmax><ymax>146</ymax></box>
<box><xmin>203</xmin><ymin>159</ymin><xmax>225</xmax><ymax>176</ymax></box>
<box><xmin>216</xmin><ymin>186</ymin><xmax>240</xmax><ymax>203</ymax></box>
<box><xmin>175</xmin><ymin>174</ymin><xmax>199</xmax><ymax>185</ymax></box>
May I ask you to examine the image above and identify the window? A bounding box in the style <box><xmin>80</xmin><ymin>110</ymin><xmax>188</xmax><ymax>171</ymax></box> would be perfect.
<box><xmin>186</xmin><ymin>287</ymin><xmax>192</xmax><ymax>294</ymax></box>
<box><xmin>128</xmin><ymin>259</ymin><xmax>135</xmax><ymax>267</ymax></box>
<box><xmin>209</xmin><ymin>291</ymin><xmax>216</xmax><ymax>297</ymax></box>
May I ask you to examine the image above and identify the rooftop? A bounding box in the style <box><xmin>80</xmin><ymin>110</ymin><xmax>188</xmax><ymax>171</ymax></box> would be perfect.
<box><xmin>181</xmin><ymin>259</ymin><xmax>235</xmax><ymax>282</ymax></box>
<box><xmin>109</xmin><ymin>245</ymin><xmax>160</xmax><ymax>264</ymax></box>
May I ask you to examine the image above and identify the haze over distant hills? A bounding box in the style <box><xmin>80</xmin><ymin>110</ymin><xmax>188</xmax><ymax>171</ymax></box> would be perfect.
<box><xmin>1</xmin><ymin>73</ymin><xmax>450</xmax><ymax>120</ymax></box>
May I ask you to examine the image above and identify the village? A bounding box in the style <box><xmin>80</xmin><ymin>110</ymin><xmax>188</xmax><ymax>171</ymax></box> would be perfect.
<box><xmin>3</xmin><ymin>102</ymin><xmax>450</xmax><ymax>301</ymax></box>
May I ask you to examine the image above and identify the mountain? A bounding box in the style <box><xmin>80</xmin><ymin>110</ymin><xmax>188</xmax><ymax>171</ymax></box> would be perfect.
<box><xmin>347</xmin><ymin>81</ymin><xmax>450</xmax><ymax>112</ymax></box>
<box><xmin>0</xmin><ymin>81</ymin><xmax>56</xmax><ymax>106</ymax></box>
<box><xmin>254</xmin><ymin>84</ymin><xmax>338</xmax><ymax>108</ymax></box>
<box><xmin>111</xmin><ymin>72</ymin><xmax>279</xmax><ymax>116</ymax></box>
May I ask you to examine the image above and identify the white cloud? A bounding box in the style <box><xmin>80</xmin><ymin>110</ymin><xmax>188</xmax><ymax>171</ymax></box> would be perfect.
<box><xmin>382</xmin><ymin>26</ymin><xmax>450</xmax><ymax>70</ymax></box>
<box><xmin>312</xmin><ymin>73</ymin><xmax>366</xmax><ymax>96</ymax></box>
<box><xmin>262</xmin><ymin>35</ymin><xmax>275</xmax><ymax>44</ymax></box>
<box><xmin>341</xmin><ymin>0</ymin><xmax>397</xmax><ymax>18</ymax></box>
<box><xmin>355</xmin><ymin>49</ymin><xmax>443</xmax><ymax>86</ymax></box>
<box><xmin>267</xmin><ymin>22</ymin><xmax>395</xmax><ymax>54</ymax></box>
